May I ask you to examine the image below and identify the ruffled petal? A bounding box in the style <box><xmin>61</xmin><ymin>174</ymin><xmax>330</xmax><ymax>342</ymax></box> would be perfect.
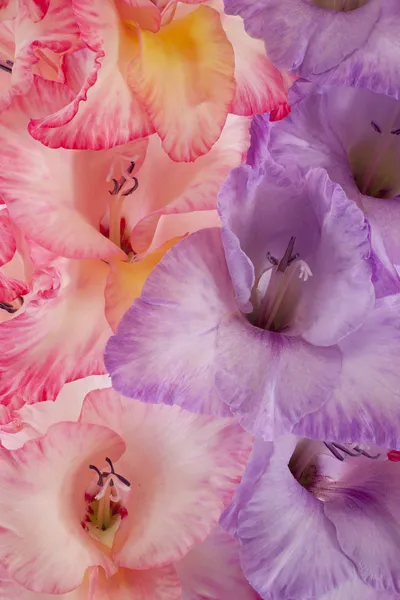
<box><xmin>128</xmin><ymin>115</ymin><xmax>250</xmax><ymax>253</ymax></box>
<box><xmin>127</xmin><ymin>5</ymin><xmax>235</xmax><ymax>161</ymax></box>
<box><xmin>29</xmin><ymin>0</ymin><xmax>154</xmax><ymax>149</ymax></box>
<box><xmin>80</xmin><ymin>388</ymin><xmax>252</xmax><ymax>567</ymax></box>
<box><xmin>0</xmin><ymin>421</ymin><xmax>125</xmax><ymax>594</ymax></box>
<box><xmin>0</xmin><ymin>258</ymin><xmax>112</xmax><ymax>405</ymax></box>
<box><xmin>92</xmin><ymin>566</ymin><xmax>181</xmax><ymax>600</ymax></box>
<box><xmin>318</xmin><ymin>579</ymin><xmax>398</xmax><ymax>600</ymax></box>
<box><xmin>105</xmin><ymin>228</ymin><xmax>235</xmax><ymax>417</ymax></box>
<box><xmin>216</xmin><ymin>313</ymin><xmax>341</xmax><ymax>439</ymax></box>
<box><xmin>236</xmin><ymin>435</ymin><xmax>353</xmax><ymax>599</ymax></box>
<box><xmin>295</xmin><ymin>295</ymin><xmax>400</xmax><ymax>450</ymax></box>
<box><xmin>176</xmin><ymin>527</ymin><xmax>257</xmax><ymax>600</ymax></box>
<box><xmin>0</xmin><ymin>210</ymin><xmax>16</xmax><ymax>265</ymax></box>
<box><xmin>21</xmin><ymin>0</ymin><xmax>50</xmax><ymax>21</ymax></box>
<box><xmin>323</xmin><ymin>458</ymin><xmax>400</xmax><ymax>594</ymax></box>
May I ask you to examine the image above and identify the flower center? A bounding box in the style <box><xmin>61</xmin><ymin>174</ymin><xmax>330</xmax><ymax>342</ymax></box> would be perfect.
<box><xmin>82</xmin><ymin>457</ymin><xmax>131</xmax><ymax>548</ymax></box>
<box><xmin>251</xmin><ymin>237</ymin><xmax>312</xmax><ymax>332</ymax></box>
<box><xmin>349</xmin><ymin>108</ymin><xmax>400</xmax><ymax>199</ymax></box>
<box><xmin>289</xmin><ymin>440</ymin><xmax>381</xmax><ymax>501</ymax></box>
<box><xmin>311</xmin><ymin>0</ymin><xmax>367</xmax><ymax>10</ymax></box>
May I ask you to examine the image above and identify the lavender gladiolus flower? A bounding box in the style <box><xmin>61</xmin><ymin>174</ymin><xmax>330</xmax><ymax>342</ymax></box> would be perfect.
<box><xmin>105</xmin><ymin>118</ymin><xmax>383</xmax><ymax>441</ymax></box>
<box><xmin>267</xmin><ymin>80</ymin><xmax>400</xmax><ymax>289</ymax></box>
<box><xmin>221</xmin><ymin>434</ymin><xmax>400</xmax><ymax>599</ymax></box>
<box><xmin>224</xmin><ymin>0</ymin><xmax>400</xmax><ymax>98</ymax></box>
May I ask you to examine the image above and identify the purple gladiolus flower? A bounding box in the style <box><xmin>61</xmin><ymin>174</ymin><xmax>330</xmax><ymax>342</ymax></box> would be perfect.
<box><xmin>267</xmin><ymin>80</ymin><xmax>400</xmax><ymax>291</ymax></box>
<box><xmin>221</xmin><ymin>434</ymin><xmax>400</xmax><ymax>599</ymax></box>
<box><xmin>224</xmin><ymin>0</ymin><xmax>400</xmax><ymax>98</ymax></box>
<box><xmin>105</xmin><ymin>118</ymin><xmax>385</xmax><ymax>441</ymax></box>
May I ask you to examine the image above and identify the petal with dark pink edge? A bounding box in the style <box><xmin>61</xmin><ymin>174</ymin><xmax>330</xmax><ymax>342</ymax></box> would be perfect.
<box><xmin>0</xmin><ymin>259</ymin><xmax>112</xmax><ymax>405</ymax></box>
<box><xmin>93</xmin><ymin>566</ymin><xmax>181</xmax><ymax>600</ymax></box>
<box><xmin>80</xmin><ymin>388</ymin><xmax>252</xmax><ymax>567</ymax></box>
<box><xmin>29</xmin><ymin>0</ymin><xmax>154</xmax><ymax>150</ymax></box>
<box><xmin>237</xmin><ymin>435</ymin><xmax>354</xmax><ymax>600</ymax></box>
<box><xmin>295</xmin><ymin>295</ymin><xmax>400</xmax><ymax>450</ymax></box>
<box><xmin>106</xmin><ymin>228</ymin><xmax>235</xmax><ymax>417</ymax></box>
<box><xmin>11</xmin><ymin>0</ymin><xmax>81</xmax><ymax>103</ymax></box>
<box><xmin>127</xmin><ymin>5</ymin><xmax>235</xmax><ymax>162</ymax></box>
<box><xmin>21</xmin><ymin>0</ymin><xmax>50</xmax><ymax>21</ymax></box>
<box><xmin>0</xmin><ymin>79</ymin><xmax>129</xmax><ymax>260</ymax></box>
<box><xmin>323</xmin><ymin>458</ymin><xmax>400</xmax><ymax>594</ymax></box>
<box><xmin>222</xmin><ymin>12</ymin><xmax>289</xmax><ymax>117</ymax></box>
<box><xmin>0</xmin><ymin>421</ymin><xmax>125</xmax><ymax>594</ymax></box>
<box><xmin>216</xmin><ymin>314</ymin><xmax>341</xmax><ymax>440</ymax></box>
<box><xmin>128</xmin><ymin>115</ymin><xmax>250</xmax><ymax>254</ymax></box>
<box><xmin>177</xmin><ymin>526</ymin><xmax>258</xmax><ymax>600</ymax></box>
<box><xmin>0</xmin><ymin>210</ymin><xmax>16</xmax><ymax>265</ymax></box>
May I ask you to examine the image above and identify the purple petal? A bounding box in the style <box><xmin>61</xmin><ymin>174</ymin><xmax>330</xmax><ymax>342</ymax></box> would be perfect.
<box><xmin>295</xmin><ymin>295</ymin><xmax>400</xmax><ymax>450</ymax></box>
<box><xmin>236</xmin><ymin>435</ymin><xmax>354</xmax><ymax>600</ymax></box>
<box><xmin>215</xmin><ymin>313</ymin><xmax>341</xmax><ymax>439</ymax></box>
<box><xmin>323</xmin><ymin>458</ymin><xmax>400</xmax><ymax>593</ymax></box>
<box><xmin>105</xmin><ymin>228</ymin><xmax>235</xmax><ymax>417</ymax></box>
<box><xmin>319</xmin><ymin>579</ymin><xmax>398</xmax><ymax>600</ymax></box>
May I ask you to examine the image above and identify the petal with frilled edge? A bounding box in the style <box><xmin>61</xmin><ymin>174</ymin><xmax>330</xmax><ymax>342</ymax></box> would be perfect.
<box><xmin>0</xmin><ymin>259</ymin><xmax>112</xmax><ymax>405</ymax></box>
<box><xmin>28</xmin><ymin>0</ymin><xmax>154</xmax><ymax>150</ymax></box>
<box><xmin>127</xmin><ymin>6</ymin><xmax>235</xmax><ymax>162</ymax></box>
<box><xmin>0</xmin><ymin>421</ymin><xmax>125</xmax><ymax>594</ymax></box>
<box><xmin>80</xmin><ymin>388</ymin><xmax>252</xmax><ymax>567</ymax></box>
<box><xmin>105</xmin><ymin>228</ymin><xmax>235</xmax><ymax>417</ymax></box>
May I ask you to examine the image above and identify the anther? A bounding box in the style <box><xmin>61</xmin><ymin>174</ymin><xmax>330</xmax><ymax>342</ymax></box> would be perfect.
<box><xmin>324</xmin><ymin>441</ymin><xmax>381</xmax><ymax>461</ymax></box>
<box><xmin>371</xmin><ymin>121</ymin><xmax>382</xmax><ymax>134</ymax></box>
<box><xmin>89</xmin><ymin>464</ymin><xmax>104</xmax><ymax>486</ymax></box>
<box><xmin>390</xmin><ymin>128</ymin><xmax>400</xmax><ymax>136</ymax></box>
<box><xmin>277</xmin><ymin>237</ymin><xmax>297</xmax><ymax>273</ymax></box>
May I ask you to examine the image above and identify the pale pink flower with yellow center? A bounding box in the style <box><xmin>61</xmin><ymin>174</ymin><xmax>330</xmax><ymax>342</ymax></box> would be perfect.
<box><xmin>0</xmin><ymin>76</ymin><xmax>249</xmax><ymax>404</ymax></box>
<box><xmin>0</xmin><ymin>377</ymin><xmax>255</xmax><ymax>600</ymax></box>
<box><xmin>27</xmin><ymin>0</ymin><xmax>291</xmax><ymax>160</ymax></box>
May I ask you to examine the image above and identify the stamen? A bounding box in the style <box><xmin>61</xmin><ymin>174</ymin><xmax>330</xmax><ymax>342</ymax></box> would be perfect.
<box><xmin>0</xmin><ymin>297</ymin><xmax>24</xmax><ymax>314</ymax></box>
<box><xmin>0</xmin><ymin>61</ymin><xmax>12</xmax><ymax>74</ymax></box>
<box><xmin>371</xmin><ymin>121</ymin><xmax>382</xmax><ymax>134</ymax></box>
<box><xmin>89</xmin><ymin>464</ymin><xmax>104</xmax><ymax>486</ymax></box>
<box><xmin>108</xmin><ymin>162</ymin><xmax>139</xmax><ymax>248</ymax></box>
<box><xmin>391</xmin><ymin>128</ymin><xmax>400</xmax><ymax>136</ymax></box>
<box><xmin>277</xmin><ymin>236</ymin><xmax>297</xmax><ymax>273</ymax></box>
<box><xmin>324</xmin><ymin>442</ymin><xmax>381</xmax><ymax>461</ymax></box>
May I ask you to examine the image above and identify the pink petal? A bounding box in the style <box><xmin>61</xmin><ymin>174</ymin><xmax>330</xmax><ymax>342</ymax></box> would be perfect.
<box><xmin>0</xmin><ymin>577</ymin><xmax>87</xmax><ymax>600</ymax></box>
<box><xmin>0</xmin><ymin>258</ymin><xmax>112</xmax><ymax>405</ymax></box>
<box><xmin>0</xmin><ymin>79</ymin><xmax>142</xmax><ymax>260</ymax></box>
<box><xmin>0</xmin><ymin>0</ymin><xmax>18</xmax><ymax>21</ymax></box>
<box><xmin>29</xmin><ymin>0</ymin><xmax>154</xmax><ymax>150</ymax></box>
<box><xmin>21</xmin><ymin>0</ymin><xmax>50</xmax><ymax>21</ymax></box>
<box><xmin>147</xmin><ymin>210</ymin><xmax>220</xmax><ymax>254</ymax></box>
<box><xmin>176</xmin><ymin>527</ymin><xmax>258</xmax><ymax>600</ymax></box>
<box><xmin>92</xmin><ymin>565</ymin><xmax>181</xmax><ymax>600</ymax></box>
<box><xmin>128</xmin><ymin>115</ymin><xmax>250</xmax><ymax>253</ymax></box>
<box><xmin>0</xmin><ymin>210</ymin><xmax>16</xmax><ymax>265</ymax></box>
<box><xmin>222</xmin><ymin>11</ymin><xmax>290</xmax><ymax>117</ymax></box>
<box><xmin>127</xmin><ymin>5</ymin><xmax>235</xmax><ymax>162</ymax></box>
<box><xmin>80</xmin><ymin>388</ymin><xmax>253</xmax><ymax>568</ymax></box>
<box><xmin>0</xmin><ymin>421</ymin><xmax>125</xmax><ymax>594</ymax></box>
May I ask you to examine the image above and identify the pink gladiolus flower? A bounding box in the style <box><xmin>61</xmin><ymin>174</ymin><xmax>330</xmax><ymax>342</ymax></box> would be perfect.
<box><xmin>0</xmin><ymin>76</ymin><xmax>250</xmax><ymax>402</ymax></box>
<box><xmin>0</xmin><ymin>378</ymin><xmax>255</xmax><ymax>600</ymax></box>
<box><xmin>26</xmin><ymin>0</ymin><xmax>291</xmax><ymax>159</ymax></box>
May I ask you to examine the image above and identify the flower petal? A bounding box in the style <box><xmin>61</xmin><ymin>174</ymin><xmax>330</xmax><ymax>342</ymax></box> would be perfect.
<box><xmin>127</xmin><ymin>5</ymin><xmax>235</xmax><ymax>161</ymax></box>
<box><xmin>0</xmin><ymin>210</ymin><xmax>16</xmax><ymax>265</ymax></box>
<box><xmin>93</xmin><ymin>566</ymin><xmax>181</xmax><ymax>600</ymax></box>
<box><xmin>236</xmin><ymin>435</ymin><xmax>353</xmax><ymax>600</ymax></box>
<box><xmin>176</xmin><ymin>526</ymin><xmax>258</xmax><ymax>600</ymax></box>
<box><xmin>80</xmin><ymin>388</ymin><xmax>252</xmax><ymax>567</ymax></box>
<box><xmin>105</xmin><ymin>228</ymin><xmax>235</xmax><ymax>417</ymax></box>
<box><xmin>129</xmin><ymin>115</ymin><xmax>250</xmax><ymax>253</ymax></box>
<box><xmin>295</xmin><ymin>295</ymin><xmax>400</xmax><ymax>450</ymax></box>
<box><xmin>0</xmin><ymin>259</ymin><xmax>112</xmax><ymax>405</ymax></box>
<box><xmin>222</xmin><ymin>11</ymin><xmax>290</xmax><ymax>117</ymax></box>
<box><xmin>0</xmin><ymin>78</ymin><xmax>126</xmax><ymax>260</ymax></box>
<box><xmin>216</xmin><ymin>313</ymin><xmax>341</xmax><ymax>439</ymax></box>
<box><xmin>323</xmin><ymin>458</ymin><xmax>400</xmax><ymax>594</ymax></box>
<box><xmin>29</xmin><ymin>0</ymin><xmax>154</xmax><ymax>150</ymax></box>
<box><xmin>104</xmin><ymin>237</ymin><xmax>182</xmax><ymax>330</ymax></box>
<box><xmin>0</xmin><ymin>421</ymin><xmax>125</xmax><ymax>594</ymax></box>
<box><xmin>21</xmin><ymin>0</ymin><xmax>49</xmax><ymax>21</ymax></box>
<box><xmin>318</xmin><ymin>579</ymin><xmax>398</xmax><ymax>600</ymax></box>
